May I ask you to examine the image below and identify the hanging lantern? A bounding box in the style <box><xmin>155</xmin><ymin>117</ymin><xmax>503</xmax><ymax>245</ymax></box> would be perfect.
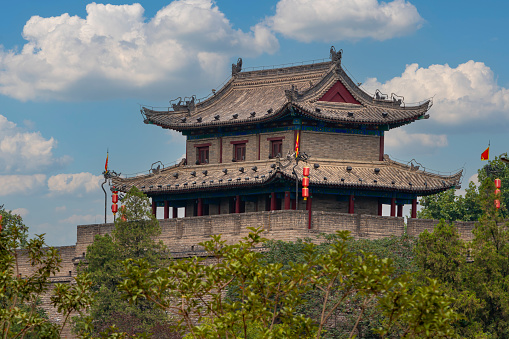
<box><xmin>302</xmin><ymin>187</ymin><xmax>309</xmax><ymax>198</ymax></box>
<box><xmin>112</xmin><ymin>191</ymin><xmax>119</xmax><ymax>204</ymax></box>
<box><xmin>495</xmin><ymin>189</ymin><xmax>501</xmax><ymax>196</ymax></box>
<box><xmin>303</xmin><ymin>166</ymin><xmax>310</xmax><ymax>177</ymax></box>
<box><xmin>111</xmin><ymin>204</ymin><xmax>118</xmax><ymax>214</ymax></box>
<box><xmin>495</xmin><ymin>178</ymin><xmax>501</xmax><ymax>189</ymax></box>
<box><xmin>495</xmin><ymin>199</ymin><xmax>501</xmax><ymax>209</ymax></box>
<box><xmin>120</xmin><ymin>205</ymin><xmax>126</xmax><ymax>221</ymax></box>
<box><xmin>302</xmin><ymin>166</ymin><xmax>310</xmax><ymax>200</ymax></box>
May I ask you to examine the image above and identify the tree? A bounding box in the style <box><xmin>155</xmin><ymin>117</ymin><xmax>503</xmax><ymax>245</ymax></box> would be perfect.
<box><xmin>414</xmin><ymin>178</ymin><xmax>509</xmax><ymax>338</ymax></box>
<box><xmin>120</xmin><ymin>227</ymin><xmax>459</xmax><ymax>338</ymax></box>
<box><xmin>418</xmin><ymin>156</ymin><xmax>508</xmax><ymax>222</ymax></box>
<box><xmin>259</xmin><ymin>234</ymin><xmax>418</xmax><ymax>338</ymax></box>
<box><xmin>75</xmin><ymin>187</ymin><xmax>179</xmax><ymax>338</ymax></box>
<box><xmin>0</xmin><ymin>205</ymin><xmax>93</xmax><ymax>338</ymax></box>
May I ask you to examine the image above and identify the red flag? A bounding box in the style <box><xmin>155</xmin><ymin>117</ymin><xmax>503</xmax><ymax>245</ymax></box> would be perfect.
<box><xmin>295</xmin><ymin>131</ymin><xmax>300</xmax><ymax>157</ymax></box>
<box><xmin>481</xmin><ymin>147</ymin><xmax>489</xmax><ymax>161</ymax></box>
<box><xmin>105</xmin><ymin>151</ymin><xmax>109</xmax><ymax>173</ymax></box>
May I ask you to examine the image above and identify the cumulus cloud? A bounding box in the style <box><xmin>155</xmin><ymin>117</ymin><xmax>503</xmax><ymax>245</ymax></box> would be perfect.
<box><xmin>384</xmin><ymin>129</ymin><xmax>447</xmax><ymax>156</ymax></box>
<box><xmin>0</xmin><ymin>174</ymin><xmax>46</xmax><ymax>196</ymax></box>
<box><xmin>363</xmin><ymin>61</ymin><xmax>509</xmax><ymax>128</ymax></box>
<box><xmin>0</xmin><ymin>0</ymin><xmax>278</xmax><ymax>101</ymax></box>
<box><xmin>267</xmin><ymin>0</ymin><xmax>423</xmax><ymax>42</ymax></box>
<box><xmin>55</xmin><ymin>205</ymin><xmax>67</xmax><ymax>212</ymax></box>
<box><xmin>47</xmin><ymin>172</ymin><xmax>102</xmax><ymax>196</ymax></box>
<box><xmin>0</xmin><ymin>115</ymin><xmax>70</xmax><ymax>173</ymax></box>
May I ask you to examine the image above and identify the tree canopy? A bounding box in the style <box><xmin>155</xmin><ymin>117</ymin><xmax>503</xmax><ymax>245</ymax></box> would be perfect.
<box><xmin>74</xmin><ymin>187</ymin><xmax>179</xmax><ymax>338</ymax></box>
<box><xmin>419</xmin><ymin>156</ymin><xmax>508</xmax><ymax>221</ymax></box>
<box><xmin>0</xmin><ymin>205</ymin><xmax>93</xmax><ymax>338</ymax></box>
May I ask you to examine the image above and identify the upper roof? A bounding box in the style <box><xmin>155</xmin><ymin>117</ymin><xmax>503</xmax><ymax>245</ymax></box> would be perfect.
<box><xmin>142</xmin><ymin>48</ymin><xmax>431</xmax><ymax>131</ymax></box>
<box><xmin>111</xmin><ymin>156</ymin><xmax>461</xmax><ymax>197</ymax></box>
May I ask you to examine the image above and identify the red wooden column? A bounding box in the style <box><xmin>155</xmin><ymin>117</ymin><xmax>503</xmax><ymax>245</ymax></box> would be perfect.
<box><xmin>235</xmin><ymin>195</ymin><xmax>241</xmax><ymax>213</ymax></box>
<box><xmin>378</xmin><ymin>202</ymin><xmax>383</xmax><ymax>216</ymax></box>
<box><xmin>307</xmin><ymin>196</ymin><xmax>312</xmax><ymax>229</ymax></box>
<box><xmin>270</xmin><ymin>193</ymin><xmax>276</xmax><ymax>211</ymax></box>
<box><xmin>172</xmin><ymin>207</ymin><xmax>178</xmax><ymax>219</ymax></box>
<box><xmin>348</xmin><ymin>194</ymin><xmax>354</xmax><ymax>214</ymax></box>
<box><xmin>197</xmin><ymin>198</ymin><xmax>203</xmax><ymax>216</ymax></box>
<box><xmin>164</xmin><ymin>201</ymin><xmax>169</xmax><ymax>219</ymax></box>
<box><xmin>152</xmin><ymin>199</ymin><xmax>157</xmax><ymax>217</ymax></box>
<box><xmin>284</xmin><ymin>191</ymin><xmax>291</xmax><ymax>210</ymax></box>
<box><xmin>411</xmin><ymin>198</ymin><xmax>417</xmax><ymax>218</ymax></box>
<box><xmin>379</xmin><ymin>134</ymin><xmax>385</xmax><ymax>161</ymax></box>
<box><xmin>397</xmin><ymin>204</ymin><xmax>403</xmax><ymax>217</ymax></box>
<box><xmin>390</xmin><ymin>198</ymin><xmax>396</xmax><ymax>217</ymax></box>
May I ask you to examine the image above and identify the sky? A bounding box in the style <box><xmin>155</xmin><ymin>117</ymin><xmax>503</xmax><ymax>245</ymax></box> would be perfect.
<box><xmin>1</xmin><ymin>0</ymin><xmax>508</xmax><ymax>246</ymax></box>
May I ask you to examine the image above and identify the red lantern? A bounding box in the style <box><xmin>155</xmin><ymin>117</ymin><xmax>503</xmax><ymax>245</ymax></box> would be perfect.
<box><xmin>303</xmin><ymin>166</ymin><xmax>310</xmax><ymax>177</ymax></box>
<box><xmin>111</xmin><ymin>204</ymin><xmax>118</xmax><ymax>214</ymax></box>
<box><xmin>495</xmin><ymin>199</ymin><xmax>501</xmax><ymax>209</ymax></box>
<box><xmin>112</xmin><ymin>193</ymin><xmax>119</xmax><ymax>204</ymax></box>
<box><xmin>120</xmin><ymin>205</ymin><xmax>126</xmax><ymax>221</ymax></box>
<box><xmin>302</xmin><ymin>177</ymin><xmax>310</xmax><ymax>187</ymax></box>
<box><xmin>495</xmin><ymin>189</ymin><xmax>501</xmax><ymax>196</ymax></box>
<box><xmin>495</xmin><ymin>178</ymin><xmax>501</xmax><ymax>189</ymax></box>
<box><xmin>302</xmin><ymin>187</ymin><xmax>309</xmax><ymax>198</ymax></box>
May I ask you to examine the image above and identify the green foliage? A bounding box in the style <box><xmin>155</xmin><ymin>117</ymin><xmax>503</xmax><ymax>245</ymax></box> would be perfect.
<box><xmin>0</xmin><ymin>206</ymin><xmax>93</xmax><ymax>338</ymax></box>
<box><xmin>75</xmin><ymin>187</ymin><xmax>179</xmax><ymax>338</ymax></box>
<box><xmin>414</xmin><ymin>189</ymin><xmax>509</xmax><ymax>338</ymax></box>
<box><xmin>260</xmin><ymin>234</ymin><xmax>417</xmax><ymax>338</ymax></box>
<box><xmin>418</xmin><ymin>156</ymin><xmax>509</xmax><ymax>221</ymax></box>
<box><xmin>120</xmin><ymin>227</ymin><xmax>458</xmax><ymax>338</ymax></box>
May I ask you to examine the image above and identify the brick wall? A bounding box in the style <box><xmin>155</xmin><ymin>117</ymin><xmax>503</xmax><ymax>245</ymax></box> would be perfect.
<box><xmin>301</xmin><ymin>131</ymin><xmax>379</xmax><ymax>161</ymax></box>
<box><xmin>221</xmin><ymin>135</ymin><xmax>258</xmax><ymax>162</ymax></box>
<box><xmin>186</xmin><ymin>130</ymin><xmax>379</xmax><ymax>165</ymax></box>
<box><xmin>406</xmin><ymin>219</ymin><xmax>476</xmax><ymax>242</ymax></box>
<box><xmin>259</xmin><ymin>131</ymin><xmax>295</xmax><ymax>160</ymax></box>
<box><xmin>187</xmin><ymin>137</ymin><xmax>221</xmax><ymax>164</ymax></box>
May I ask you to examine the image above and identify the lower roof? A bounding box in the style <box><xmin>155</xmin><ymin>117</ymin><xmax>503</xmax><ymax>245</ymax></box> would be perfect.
<box><xmin>111</xmin><ymin>156</ymin><xmax>462</xmax><ymax>197</ymax></box>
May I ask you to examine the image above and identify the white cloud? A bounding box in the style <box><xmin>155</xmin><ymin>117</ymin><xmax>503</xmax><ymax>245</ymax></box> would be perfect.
<box><xmin>363</xmin><ymin>61</ymin><xmax>509</xmax><ymax>128</ymax></box>
<box><xmin>0</xmin><ymin>0</ymin><xmax>278</xmax><ymax>101</ymax></box>
<box><xmin>55</xmin><ymin>205</ymin><xmax>67</xmax><ymax>212</ymax></box>
<box><xmin>47</xmin><ymin>172</ymin><xmax>102</xmax><ymax>196</ymax></box>
<box><xmin>385</xmin><ymin>129</ymin><xmax>447</xmax><ymax>154</ymax></box>
<box><xmin>11</xmin><ymin>208</ymin><xmax>29</xmax><ymax>218</ymax></box>
<box><xmin>0</xmin><ymin>115</ymin><xmax>70</xmax><ymax>174</ymax></box>
<box><xmin>59</xmin><ymin>213</ymin><xmax>105</xmax><ymax>225</ymax></box>
<box><xmin>267</xmin><ymin>0</ymin><xmax>423</xmax><ymax>42</ymax></box>
<box><xmin>0</xmin><ymin>174</ymin><xmax>46</xmax><ymax>196</ymax></box>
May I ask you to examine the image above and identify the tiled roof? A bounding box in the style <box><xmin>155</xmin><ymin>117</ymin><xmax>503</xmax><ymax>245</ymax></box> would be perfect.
<box><xmin>142</xmin><ymin>58</ymin><xmax>431</xmax><ymax>131</ymax></box>
<box><xmin>111</xmin><ymin>157</ymin><xmax>461</xmax><ymax>196</ymax></box>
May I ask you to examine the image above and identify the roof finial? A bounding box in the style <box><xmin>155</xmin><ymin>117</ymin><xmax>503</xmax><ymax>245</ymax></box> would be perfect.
<box><xmin>330</xmin><ymin>46</ymin><xmax>342</xmax><ymax>67</ymax></box>
<box><xmin>232</xmin><ymin>58</ymin><xmax>242</xmax><ymax>76</ymax></box>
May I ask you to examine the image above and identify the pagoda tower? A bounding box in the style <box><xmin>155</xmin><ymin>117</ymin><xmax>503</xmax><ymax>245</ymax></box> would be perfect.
<box><xmin>112</xmin><ymin>48</ymin><xmax>461</xmax><ymax>222</ymax></box>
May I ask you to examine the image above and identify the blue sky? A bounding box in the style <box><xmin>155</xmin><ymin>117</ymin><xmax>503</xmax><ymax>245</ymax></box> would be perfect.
<box><xmin>1</xmin><ymin>0</ymin><xmax>508</xmax><ymax>245</ymax></box>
